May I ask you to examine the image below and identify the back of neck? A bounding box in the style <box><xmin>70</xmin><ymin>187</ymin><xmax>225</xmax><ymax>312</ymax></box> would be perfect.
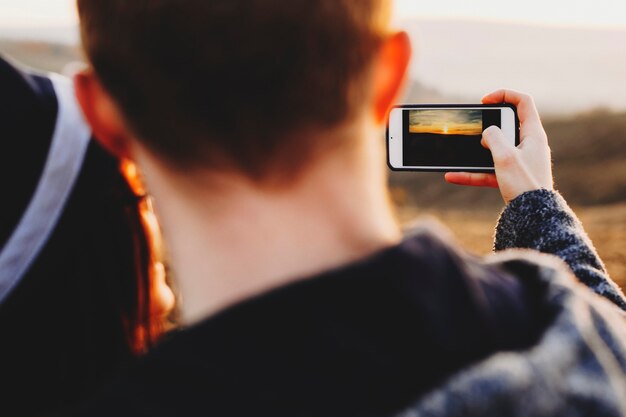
<box><xmin>140</xmin><ymin>124</ymin><xmax>400</xmax><ymax>324</ymax></box>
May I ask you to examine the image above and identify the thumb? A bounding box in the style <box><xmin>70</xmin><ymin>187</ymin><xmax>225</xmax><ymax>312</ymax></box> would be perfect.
<box><xmin>481</xmin><ymin>126</ymin><xmax>516</xmax><ymax>165</ymax></box>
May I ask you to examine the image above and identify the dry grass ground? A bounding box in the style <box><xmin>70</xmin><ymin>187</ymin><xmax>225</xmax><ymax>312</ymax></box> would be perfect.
<box><xmin>397</xmin><ymin>204</ymin><xmax>626</xmax><ymax>290</ymax></box>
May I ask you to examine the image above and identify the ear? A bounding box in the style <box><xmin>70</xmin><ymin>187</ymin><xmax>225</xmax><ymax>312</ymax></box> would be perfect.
<box><xmin>371</xmin><ymin>31</ymin><xmax>412</xmax><ymax>125</ymax></box>
<box><xmin>74</xmin><ymin>69</ymin><xmax>132</xmax><ymax>159</ymax></box>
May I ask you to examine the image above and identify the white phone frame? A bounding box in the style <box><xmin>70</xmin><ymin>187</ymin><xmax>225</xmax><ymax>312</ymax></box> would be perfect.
<box><xmin>388</xmin><ymin>105</ymin><xmax>518</xmax><ymax>172</ymax></box>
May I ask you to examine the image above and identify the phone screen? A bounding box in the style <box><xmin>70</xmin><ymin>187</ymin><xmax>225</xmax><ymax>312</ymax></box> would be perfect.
<box><xmin>402</xmin><ymin>109</ymin><xmax>501</xmax><ymax>168</ymax></box>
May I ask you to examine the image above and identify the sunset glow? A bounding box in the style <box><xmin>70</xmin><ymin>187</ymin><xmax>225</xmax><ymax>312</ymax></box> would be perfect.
<box><xmin>409</xmin><ymin>110</ymin><xmax>483</xmax><ymax>136</ymax></box>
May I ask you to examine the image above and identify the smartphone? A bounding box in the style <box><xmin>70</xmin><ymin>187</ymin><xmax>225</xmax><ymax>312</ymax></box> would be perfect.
<box><xmin>387</xmin><ymin>104</ymin><xmax>519</xmax><ymax>172</ymax></box>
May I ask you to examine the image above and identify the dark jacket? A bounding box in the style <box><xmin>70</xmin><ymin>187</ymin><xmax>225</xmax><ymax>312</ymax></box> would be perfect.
<box><xmin>58</xmin><ymin>190</ymin><xmax>626</xmax><ymax>417</ymax></box>
<box><xmin>0</xmin><ymin>57</ymin><xmax>147</xmax><ymax>417</ymax></box>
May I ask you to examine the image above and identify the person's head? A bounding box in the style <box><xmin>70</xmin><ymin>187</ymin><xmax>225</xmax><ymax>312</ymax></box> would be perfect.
<box><xmin>0</xmin><ymin>59</ymin><xmax>174</xmax><ymax>415</ymax></box>
<box><xmin>75</xmin><ymin>0</ymin><xmax>411</xmax><ymax>186</ymax></box>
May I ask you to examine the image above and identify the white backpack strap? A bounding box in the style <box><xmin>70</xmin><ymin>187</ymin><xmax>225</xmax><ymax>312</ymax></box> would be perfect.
<box><xmin>0</xmin><ymin>74</ymin><xmax>91</xmax><ymax>303</ymax></box>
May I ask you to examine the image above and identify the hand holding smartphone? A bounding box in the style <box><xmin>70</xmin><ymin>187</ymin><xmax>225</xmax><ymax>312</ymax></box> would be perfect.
<box><xmin>387</xmin><ymin>91</ymin><xmax>554</xmax><ymax>203</ymax></box>
<box><xmin>387</xmin><ymin>104</ymin><xmax>519</xmax><ymax>172</ymax></box>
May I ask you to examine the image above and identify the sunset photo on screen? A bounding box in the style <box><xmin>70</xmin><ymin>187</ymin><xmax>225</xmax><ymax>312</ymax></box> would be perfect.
<box><xmin>402</xmin><ymin>108</ymin><xmax>501</xmax><ymax>167</ymax></box>
<box><xmin>409</xmin><ymin>109</ymin><xmax>483</xmax><ymax>137</ymax></box>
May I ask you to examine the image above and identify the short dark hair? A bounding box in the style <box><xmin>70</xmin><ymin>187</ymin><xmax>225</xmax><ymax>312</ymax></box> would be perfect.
<box><xmin>77</xmin><ymin>0</ymin><xmax>389</xmax><ymax>179</ymax></box>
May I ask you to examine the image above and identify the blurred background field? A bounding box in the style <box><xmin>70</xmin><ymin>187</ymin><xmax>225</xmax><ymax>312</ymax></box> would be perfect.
<box><xmin>1</xmin><ymin>8</ymin><xmax>624</xmax><ymax>288</ymax></box>
<box><xmin>394</xmin><ymin>205</ymin><xmax>626</xmax><ymax>288</ymax></box>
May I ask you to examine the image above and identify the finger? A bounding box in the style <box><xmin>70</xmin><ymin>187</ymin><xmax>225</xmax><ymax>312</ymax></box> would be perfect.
<box><xmin>481</xmin><ymin>126</ymin><xmax>517</xmax><ymax>165</ymax></box>
<box><xmin>445</xmin><ymin>172</ymin><xmax>499</xmax><ymax>188</ymax></box>
<box><xmin>481</xmin><ymin>89</ymin><xmax>542</xmax><ymax>130</ymax></box>
<box><xmin>482</xmin><ymin>88</ymin><xmax>533</xmax><ymax>108</ymax></box>
<box><xmin>481</xmin><ymin>126</ymin><xmax>538</xmax><ymax>198</ymax></box>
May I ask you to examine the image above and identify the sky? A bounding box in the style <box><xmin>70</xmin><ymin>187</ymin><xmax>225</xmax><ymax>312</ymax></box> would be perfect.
<box><xmin>393</xmin><ymin>0</ymin><xmax>626</xmax><ymax>29</ymax></box>
<box><xmin>0</xmin><ymin>0</ymin><xmax>625</xmax><ymax>29</ymax></box>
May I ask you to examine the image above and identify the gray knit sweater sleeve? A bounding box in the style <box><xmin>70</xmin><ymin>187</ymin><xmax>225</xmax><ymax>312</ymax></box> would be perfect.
<box><xmin>495</xmin><ymin>189</ymin><xmax>626</xmax><ymax>311</ymax></box>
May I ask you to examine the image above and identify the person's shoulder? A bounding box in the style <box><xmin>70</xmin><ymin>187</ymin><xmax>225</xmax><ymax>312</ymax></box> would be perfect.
<box><xmin>404</xmin><ymin>217</ymin><xmax>576</xmax><ymax>291</ymax></box>
<box><xmin>0</xmin><ymin>56</ymin><xmax>58</xmax><ymax>142</ymax></box>
<box><xmin>399</xmin><ymin>248</ymin><xmax>626</xmax><ymax>417</ymax></box>
<box><xmin>0</xmin><ymin>55</ymin><xmax>56</xmax><ymax>112</ymax></box>
<box><xmin>402</xmin><ymin>220</ymin><xmax>557</xmax><ymax>346</ymax></box>
<box><xmin>0</xmin><ymin>55</ymin><xmax>24</xmax><ymax>83</ymax></box>
<box><xmin>400</xmin><ymin>219</ymin><xmax>546</xmax><ymax>292</ymax></box>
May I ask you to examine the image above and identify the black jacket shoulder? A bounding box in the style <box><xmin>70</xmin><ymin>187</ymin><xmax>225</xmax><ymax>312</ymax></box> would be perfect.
<box><xmin>0</xmin><ymin>56</ymin><xmax>58</xmax><ymax>250</ymax></box>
